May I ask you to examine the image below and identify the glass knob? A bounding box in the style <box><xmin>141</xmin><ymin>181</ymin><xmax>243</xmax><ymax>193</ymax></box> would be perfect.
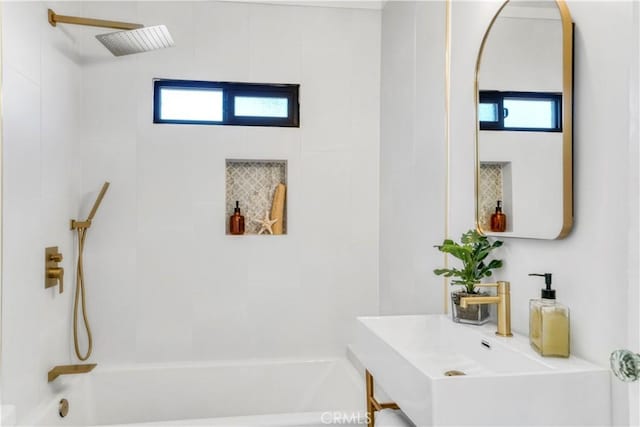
<box><xmin>610</xmin><ymin>349</ymin><xmax>640</xmax><ymax>382</ymax></box>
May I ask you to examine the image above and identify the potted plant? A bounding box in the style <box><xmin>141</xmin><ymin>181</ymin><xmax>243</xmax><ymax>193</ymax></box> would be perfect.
<box><xmin>434</xmin><ymin>229</ymin><xmax>504</xmax><ymax>324</ymax></box>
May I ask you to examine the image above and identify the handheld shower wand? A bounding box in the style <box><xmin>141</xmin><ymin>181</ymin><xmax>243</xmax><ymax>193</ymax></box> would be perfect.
<box><xmin>87</xmin><ymin>182</ymin><xmax>110</xmax><ymax>222</ymax></box>
<box><xmin>71</xmin><ymin>182</ymin><xmax>110</xmax><ymax>361</ymax></box>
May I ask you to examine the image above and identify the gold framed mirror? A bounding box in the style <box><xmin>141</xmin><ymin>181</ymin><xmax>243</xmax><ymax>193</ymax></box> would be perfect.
<box><xmin>475</xmin><ymin>0</ymin><xmax>573</xmax><ymax>239</ymax></box>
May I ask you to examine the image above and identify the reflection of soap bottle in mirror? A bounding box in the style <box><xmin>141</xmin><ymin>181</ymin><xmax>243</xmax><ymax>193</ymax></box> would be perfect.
<box><xmin>229</xmin><ymin>201</ymin><xmax>245</xmax><ymax>235</ymax></box>
<box><xmin>490</xmin><ymin>200</ymin><xmax>507</xmax><ymax>232</ymax></box>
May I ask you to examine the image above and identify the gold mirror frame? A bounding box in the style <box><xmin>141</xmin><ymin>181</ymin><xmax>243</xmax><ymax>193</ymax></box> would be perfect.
<box><xmin>474</xmin><ymin>0</ymin><xmax>574</xmax><ymax>239</ymax></box>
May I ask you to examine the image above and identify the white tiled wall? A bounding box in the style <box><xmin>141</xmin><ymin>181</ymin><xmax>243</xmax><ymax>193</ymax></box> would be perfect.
<box><xmin>1</xmin><ymin>1</ymin><xmax>380</xmax><ymax>421</ymax></box>
<box><xmin>76</xmin><ymin>2</ymin><xmax>381</xmax><ymax>364</ymax></box>
<box><xmin>1</xmin><ymin>0</ymin><xmax>83</xmax><ymax>421</ymax></box>
<box><xmin>379</xmin><ymin>1</ymin><xmax>447</xmax><ymax>315</ymax></box>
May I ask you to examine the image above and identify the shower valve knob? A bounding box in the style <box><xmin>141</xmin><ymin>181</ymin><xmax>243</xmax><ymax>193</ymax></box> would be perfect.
<box><xmin>45</xmin><ymin>246</ymin><xmax>64</xmax><ymax>293</ymax></box>
<box><xmin>47</xmin><ymin>268</ymin><xmax>64</xmax><ymax>294</ymax></box>
<box><xmin>49</xmin><ymin>253</ymin><xmax>63</xmax><ymax>262</ymax></box>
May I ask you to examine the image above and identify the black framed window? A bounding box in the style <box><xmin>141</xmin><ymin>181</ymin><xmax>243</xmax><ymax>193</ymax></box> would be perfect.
<box><xmin>479</xmin><ymin>91</ymin><xmax>562</xmax><ymax>132</ymax></box>
<box><xmin>154</xmin><ymin>79</ymin><xmax>300</xmax><ymax>127</ymax></box>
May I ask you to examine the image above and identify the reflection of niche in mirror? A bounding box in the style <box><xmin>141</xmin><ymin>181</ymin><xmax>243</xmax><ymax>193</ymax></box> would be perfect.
<box><xmin>479</xmin><ymin>131</ymin><xmax>561</xmax><ymax>237</ymax></box>
<box><xmin>479</xmin><ymin>163</ymin><xmax>513</xmax><ymax>233</ymax></box>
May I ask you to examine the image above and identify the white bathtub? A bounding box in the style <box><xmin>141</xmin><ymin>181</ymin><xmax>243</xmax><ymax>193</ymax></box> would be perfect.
<box><xmin>25</xmin><ymin>358</ymin><xmax>366</xmax><ymax>426</ymax></box>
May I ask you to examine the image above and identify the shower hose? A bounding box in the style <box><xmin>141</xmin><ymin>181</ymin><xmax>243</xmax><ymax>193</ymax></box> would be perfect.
<box><xmin>73</xmin><ymin>225</ymin><xmax>93</xmax><ymax>361</ymax></box>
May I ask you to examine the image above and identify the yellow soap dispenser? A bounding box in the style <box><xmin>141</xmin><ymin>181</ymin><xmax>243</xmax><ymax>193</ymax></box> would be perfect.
<box><xmin>528</xmin><ymin>273</ymin><xmax>570</xmax><ymax>357</ymax></box>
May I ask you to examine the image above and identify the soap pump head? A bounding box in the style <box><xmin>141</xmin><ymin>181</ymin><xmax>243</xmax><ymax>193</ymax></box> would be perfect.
<box><xmin>234</xmin><ymin>201</ymin><xmax>241</xmax><ymax>214</ymax></box>
<box><xmin>529</xmin><ymin>273</ymin><xmax>555</xmax><ymax>299</ymax></box>
<box><xmin>495</xmin><ymin>200</ymin><xmax>503</xmax><ymax>213</ymax></box>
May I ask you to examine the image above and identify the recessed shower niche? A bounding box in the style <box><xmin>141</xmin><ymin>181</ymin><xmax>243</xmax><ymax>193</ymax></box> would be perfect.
<box><xmin>225</xmin><ymin>159</ymin><xmax>287</xmax><ymax>235</ymax></box>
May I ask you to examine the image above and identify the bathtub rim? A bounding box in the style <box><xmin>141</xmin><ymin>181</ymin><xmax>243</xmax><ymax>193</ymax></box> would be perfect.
<box><xmin>92</xmin><ymin>356</ymin><xmax>361</xmax><ymax>374</ymax></box>
<box><xmin>20</xmin><ymin>356</ymin><xmax>364</xmax><ymax>427</ymax></box>
<box><xmin>101</xmin><ymin>410</ymin><xmax>369</xmax><ymax>427</ymax></box>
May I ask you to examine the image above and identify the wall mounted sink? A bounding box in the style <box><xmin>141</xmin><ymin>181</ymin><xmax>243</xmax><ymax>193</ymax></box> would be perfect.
<box><xmin>350</xmin><ymin>315</ymin><xmax>610</xmax><ymax>426</ymax></box>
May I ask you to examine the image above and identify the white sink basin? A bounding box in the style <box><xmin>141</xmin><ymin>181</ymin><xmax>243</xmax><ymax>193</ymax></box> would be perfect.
<box><xmin>350</xmin><ymin>315</ymin><xmax>610</xmax><ymax>426</ymax></box>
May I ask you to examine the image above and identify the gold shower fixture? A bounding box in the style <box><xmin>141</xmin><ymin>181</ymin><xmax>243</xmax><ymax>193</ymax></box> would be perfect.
<box><xmin>45</xmin><ymin>246</ymin><xmax>64</xmax><ymax>293</ymax></box>
<box><xmin>48</xmin><ymin>364</ymin><xmax>97</xmax><ymax>382</ymax></box>
<box><xmin>48</xmin><ymin>9</ymin><xmax>142</xmax><ymax>31</ymax></box>
<box><xmin>47</xmin><ymin>9</ymin><xmax>174</xmax><ymax>57</ymax></box>
<box><xmin>71</xmin><ymin>181</ymin><xmax>110</xmax><ymax>231</ymax></box>
<box><xmin>71</xmin><ymin>182</ymin><xmax>110</xmax><ymax>361</ymax></box>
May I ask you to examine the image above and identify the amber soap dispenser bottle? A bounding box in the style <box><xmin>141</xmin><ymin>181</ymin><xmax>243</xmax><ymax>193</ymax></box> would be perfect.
<box><xmin>490</xmin><ymin>200</ymin><xmax>507</xmax><ymax>232</ymax></box>
<box><xmin>229</xmin><ymin>201</ymin><xmax>245</xmax><ymax>235</ymax></box>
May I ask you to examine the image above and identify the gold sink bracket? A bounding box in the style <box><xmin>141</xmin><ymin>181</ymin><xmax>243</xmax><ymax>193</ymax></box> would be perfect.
<box><xmin>366</xmin><ymin>370</ymin><xmax>400</xmax><ymax>427</ymax></box>
<box><xmin>45</xmin><ymin>247</ymin><xmax>64</xmax><ymax>293</ymax></box>
<box><xmin>460</xmin><ymin>281</ymin><xmax>512</xmax><ymax>337</ymax></box>
<box><xmin>47</xmin><ymin>363</ymin><xmax>97</xmax><ymax>383</ymax></box>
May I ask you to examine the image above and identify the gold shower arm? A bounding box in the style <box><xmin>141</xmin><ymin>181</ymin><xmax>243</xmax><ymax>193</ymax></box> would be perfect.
<box><xmin>48</xmin><ymin>9</ymin><xmax>143</xmax><ymax>30</ymax></box>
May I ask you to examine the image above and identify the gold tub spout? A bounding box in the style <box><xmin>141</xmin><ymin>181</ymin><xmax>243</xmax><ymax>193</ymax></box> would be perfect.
<box><xmin>48</xmin><ymin>364</ymin><xmax>97</xmax><ymax>383</ymax></box>
<box><xmin>460</xmin><ymin>281</ymin><xmax>512</xmax><ymax>337</ymax></box>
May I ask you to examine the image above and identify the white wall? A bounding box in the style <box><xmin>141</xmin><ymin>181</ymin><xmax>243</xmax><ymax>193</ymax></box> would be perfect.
<box><xmin>75</xmin><ymin>2</ymin><xmax>381</xmax><ymax>364</ymax></box>
<box><xmin>481</xmin><ymin>15</ymin><xmax>562</xmax><ymax>92</ymax></box>
<box><xmin>379</xmin><ymin>1</ymin><xmax>447</xmax><ymax>315</ymax></box>
<box><xmin>1</xmin><ymin>0</ymin><xmax>83</xmax><ymax>422</ymax></box>
<box><xmin>381</xmin><ymin>0</ymin><xmax>638</xmax><ymax>424</ymax></box>
<box><xmin>449</xmin><ymin>1</ymin><xmax>634</xmax><ymax>424</ymax></box>
<box><xmin>450</xmin><ymin>0</ymin><xmax>633</xmax><ymax>358</ymax></box>
<box><xmin>628</xmin><ymin>4</ymin><xmax>640</xmax><ymax>424</ymax></box>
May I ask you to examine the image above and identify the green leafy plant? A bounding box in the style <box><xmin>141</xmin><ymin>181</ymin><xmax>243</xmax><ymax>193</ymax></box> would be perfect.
<box><xmin>434</xmin><ymin>229</ymin><xmax>504</xmax><ymax>294</ymax></box>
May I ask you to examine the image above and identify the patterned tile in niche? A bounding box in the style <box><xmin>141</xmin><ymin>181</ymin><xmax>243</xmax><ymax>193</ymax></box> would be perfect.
<box><xmin>479</xmin><ymin>164</ymin><xmax>503</xmax><ymax>230</ymax></box>
<box><xmin>226</xmin><ymin>160</ymin><xmax>287</xmax><ymax>234</ymax></box>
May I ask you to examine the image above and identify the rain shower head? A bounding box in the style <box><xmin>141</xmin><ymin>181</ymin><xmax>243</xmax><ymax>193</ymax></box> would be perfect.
<box><xmin>48</xmin><ymin>9</ymin><xmax>174</xmax><ymax>56</ymax></box>
<box><xmin>96</xmin><ymin>25</ymin><xmax>174</xmax><ymax>57</ymax></box>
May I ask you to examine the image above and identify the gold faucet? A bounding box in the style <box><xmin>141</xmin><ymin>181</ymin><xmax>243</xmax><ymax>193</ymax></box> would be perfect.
<box><xmin>460</xmin><ymin>281</ymin><xmax>512</xmax><ymax>337</ymax></box>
